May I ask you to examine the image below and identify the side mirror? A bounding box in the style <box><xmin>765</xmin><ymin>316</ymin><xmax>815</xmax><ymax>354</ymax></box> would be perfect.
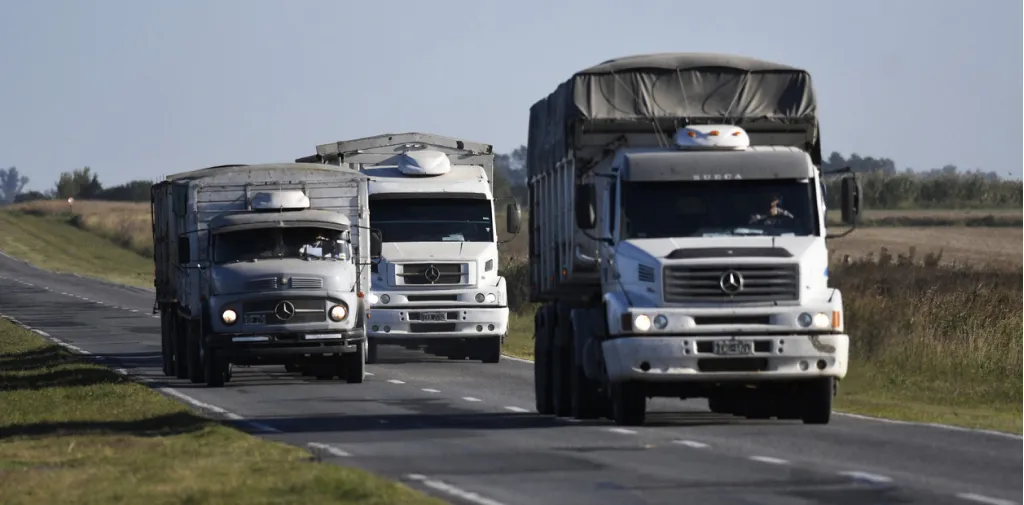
<box><xmin>369</xmin><ymin>230</ymin><xmax>383</xmax><ymax>258</ymax></box>
<box><xmin>840</xmin><ymin>177</ymin><xmax>862</xmax><ymax>225</ymax></box>
<box><xmin>505</xmin><ymin>202</ymin><xmax>521</xmax><ymax>235</ymax></box>
<box><xmin>574</xmin><ymin>183</ymin><xmax>597</xmax><ymax>230</ymax></box>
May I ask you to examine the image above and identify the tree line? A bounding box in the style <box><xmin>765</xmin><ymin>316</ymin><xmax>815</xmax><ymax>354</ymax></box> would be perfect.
<box><xmin>1</xmin><ymin>150</ymin><xmax>1021</xmax><ymax>209</ymax></box>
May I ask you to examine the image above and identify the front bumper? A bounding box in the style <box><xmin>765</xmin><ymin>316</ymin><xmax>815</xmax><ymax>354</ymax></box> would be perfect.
<box><xmin>602</xmin><ymin>334</ymin><xmax>849</xmax><ymax>384</ymax></box>
<box><xmin>208</xmin><ymin>329</ymin><xmax>365</xmax><ymax>359</ymax></box>
<box><xmin>365</xmin><ymin>306</ymin><xmax>509</xmax><ymax>340</ymax></box>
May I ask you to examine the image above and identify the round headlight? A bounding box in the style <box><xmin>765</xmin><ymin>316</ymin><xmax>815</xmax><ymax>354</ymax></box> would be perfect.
<box><xmin>797</xmin><ymin>313</ymin><xmax>813</xmax><ymax>327</ymax></box>
<box><xmin>366</xmin><ymin>293</ymin><xmax>379</xmax><ymax>305</ymax></box>
<box><xmin>221</xmin><ymin>309</ymin><xmax>237</xmax><ymax>325</ymax></box>
<box><xmin>634</xmin><ymin>314</ymin><xmax>652</xmax><ymax>332</ymax></box>
<box><xmin>475</xmin><ymin>293</ymin><xmax>485</xmax><ymax>303</ymax></box>
<box><xmin>653</xmin><ymin>314</ymin><xmax>668</xmax><ymax>330</ymax></box>
<box><xmin>380</xmin><ymin>294</ymin><xmax>390</xmax><ymax>304</ymax></box>
<box><xmin>329</xmin><ymin>304</ymin><xmax>348</xmax><ymax>322</ymax></box>
<box><xmin>485</xmin><ymin>293</ymin><xmax>497</xmax><ymax>304</ymax></box>
<box><xmin>812</xmin><ymin>312</ymin><xmax>831</xmax><ymax>329</ymax></box>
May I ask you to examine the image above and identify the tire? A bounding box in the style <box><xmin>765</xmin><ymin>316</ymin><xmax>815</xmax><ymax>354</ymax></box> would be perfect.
<box><xmin>707</xmin><ymin>394</ymin><xmax>731</xmax><ymax>414</ymax></box>
<box><xmin>801</xmin><ymin>377</ymin><xmax>834</xmax><ymax>425</ymax></box>
<box><xmin>479</xmin><ymin>335</ymin><xmax>502</xmax><ymax>364</ymax></box>
<box><xmin>342</xmin><ymin>340</ymin><xmax>366</xmax><ymax>384</ymax></box>
<box><xmin>366</xmin><ymin>341</ymin><xmax>379</xmax><ymax>365</ymax></box>
<box><xmin>160</xmin><ymin>310</ymin><xmax>173</xmax><ymax>376</ymax></box>
<box><xmin>284</xmin><ymin>363</ymin><xmax>300</xmax><ymax>373</ymax></box>
<box><xmin>610</xmin><ymin>382</ymin><xmax>646</xmax><ymax>426</ymax></box>
<box><xmin>204</xmin><ymin>348</ymin><xmax>227</xmax><ymax>388</ymax></box>
<box><xmin>570</xmin><ymin>359</ymin><xmax>603</xmax><ymax>420</ymax></box>
<box><xmin>186</xmin><ymin>320</ymin><xmax>205</xmax><ymax>384</ymax></box>
<box><xmin>173</xmin><ymin>315</ymin><xmax>189</xmax><ymax>379</ymax></box>
<box><xmin>551</xmin><ymin>303</ymin><xmax>573</xmax><ymax>417</ymax></box>
<box><xmin>534</xmin><ymin>305</ymin><xmax>554</xmax><ymax>415</ymax></box>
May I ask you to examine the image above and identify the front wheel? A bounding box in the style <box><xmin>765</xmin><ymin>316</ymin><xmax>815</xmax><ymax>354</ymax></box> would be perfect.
<box><xmin>477</xmin><ymin>335</ymin><xmax>502</xmax><ymax>364</ymax></box>
<box><xmin>366</xmin><ymin>341</ymin><xmax>379</xmax><ymax>365</ymax></box>
<box><xmin>610</xmin><ymin>382</ymin><xmax>646</xmax><ymax>426</ymax></box>
<box><xmin>203</xmin><ymin>348</ymin><xmax>228</xmax><ymax>388</ymax></box>
<box><xmin>341</xmin><ymin>341</ymin><xmax>366</xmax><ymax>384</ymax></box>
<box><xmin>801</xmin><ymin>377</ymin><xmax>835</xmax><ymax>424</ymax></box>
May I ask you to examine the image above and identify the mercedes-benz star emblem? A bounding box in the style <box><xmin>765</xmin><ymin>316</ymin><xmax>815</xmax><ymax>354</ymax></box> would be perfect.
<box><xmin>274</xmin><ymin>301</ymin><xmax>296</xmax><ymax>321</ymax></box>
<box><xmin>719</xmin><ymin>270</ymin><xmax>744</xmax><ymax>294</ymax></box>
<box><xmin>423</xmin><ymin>265</ymin><xmax>441</xmax><ymax>284</ymax></box>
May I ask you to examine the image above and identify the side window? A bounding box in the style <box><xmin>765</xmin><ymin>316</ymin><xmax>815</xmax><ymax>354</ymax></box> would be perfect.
<box><xmin>177</xmin><ymin>236</ymin><xmax>191</xmax><ymax>264</ymax></box>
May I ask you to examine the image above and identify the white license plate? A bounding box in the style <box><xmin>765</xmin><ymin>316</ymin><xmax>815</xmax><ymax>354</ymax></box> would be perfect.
<box><xmin>244</xmin><ymin>314</ymin><xmax>266</xmax><ymax>325</ymax></box>
<box><xmin>420</xmin><ymin>311</ymin><xmax>448</xmax><ymax>322</ymax></box>
<box><xmin>713</xmin><ymin>340</ymin><xmax>754</xmax><ymax>356</ymax></box>
<box><xmin>305</xmin><ymin>333</ymin><xmax>342</xmax><ymax>340</ymax></box>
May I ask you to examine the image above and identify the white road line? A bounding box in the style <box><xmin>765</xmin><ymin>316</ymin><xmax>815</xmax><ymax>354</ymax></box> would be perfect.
<box><xmin>838</xmin><ymin>471</ymin><xmax>893</xmax><ymax>484</ymax></box>
<box><xmin>462</xmin><ymin>396</ymin><xmax>482</xmax><ymax>402</ymax></box>
<box><xmin>499</xmin><ymin>354</ymin><xmax>534</xmax><ymax>364</ymax></box>
<box><xmin>606</xmin><ymin>427</ymin><xmax>638</xmax><ymax>435</ymax></box>
<box><xmin>672</xmin><ymin>439</ymin><xmax>709</xmax><ymax>449</ymax></box>
<box><xmin>386</xmin><ymin>379</ymin><xmax>405</xmax><ymax>384</ymax></box>
<box><xmin>406</xmin><ymin>474</ymin><xmax>507</xmax><ymax>505</ymax></box>
<box><xmin>307</xmin><ymin>442</ymin><xmax>352</xmax><ymax>458</ymax></box>
<box><xmin>956</xmin><ymin>493</ymin><xmax>1019</xmax><ymax>505</ymax></box>
<box><xmin>365</xmin><ymin>372</ymin><xmax>374</xmax><ymax>376</ymax></box>
<box><xmin>836</xmin><ymin>411</ymin><xmax>1023</xmax><ymax>440</ymax></box>
<box><xmin>504</xmin><ymin>406</ymin><xmax>529</xmax><ymax>413</ymax></box>
<box><xmin>422</xmin><ymin>388</ymin><xmax>441</xmax><ymax>393</ymax></box>
<box><xmin>749</xmin><ymin>455</ymin><xmax>789</xmax><ymax>465</ymax></box>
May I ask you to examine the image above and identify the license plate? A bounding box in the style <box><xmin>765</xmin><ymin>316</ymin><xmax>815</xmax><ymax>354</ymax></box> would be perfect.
<box><xmin>420</xmin><ymin>311</ymin><xmax>448</xmax><ymax>322</ymax></box>
<box><xmin>244</xmin><ymin>314</ymin><xmax>266</xmax><ymax>325</ymax></box>
<box><xmin>713</xmin><ymin>340</ymin><xmax>753</xmax><ymax>356</ymax></box>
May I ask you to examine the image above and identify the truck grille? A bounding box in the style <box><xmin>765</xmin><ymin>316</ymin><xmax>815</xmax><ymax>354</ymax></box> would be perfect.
<box><xmin>289</xmin><ymin>277</ymin><xmax>324</xmax><ymax>289</ymax></box>
<box><xmin>663</xmin><ymin>265</ymin><xmax>799</xmax><ymax>303</ymax></box>
<box><xmin>246</xmin><ymin>277</ymin><xmax>278</xmax><ymax>290</ymax></box>
<box><xmin>397</xmin><ymin>263</ymin><xmax>466</xmax><ymax>285</ymax></box>
<box><xmin>242</xmin><ymin>299</ymin><xmax>325</xmax><ymax>324</ymax></box>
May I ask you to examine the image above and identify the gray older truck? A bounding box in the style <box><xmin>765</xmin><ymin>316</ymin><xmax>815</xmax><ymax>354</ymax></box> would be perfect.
<box><xmin>528</xmin><ymin>53</ymin><xmax>862</xmax><ymax>425</ymax></box>
<box><xmin>151</xmin><ymin>162</ymin><xmax>376</xmax><ymax>387</ymax></box>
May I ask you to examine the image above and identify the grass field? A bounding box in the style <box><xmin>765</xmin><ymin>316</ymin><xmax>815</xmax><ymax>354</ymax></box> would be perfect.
<box><xmin>0</xmin><ymin>201</ymin><xmax>1021</xmax><ymax>434</ymax></box>
<box><xmin>0</xmin><ymin>319</ymin><xmax>444</xmax><ymax>505</ymax></box>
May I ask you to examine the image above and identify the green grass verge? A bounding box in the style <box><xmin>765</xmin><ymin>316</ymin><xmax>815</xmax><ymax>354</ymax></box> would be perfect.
<box><xmin>0</xmin><ymin>319</ymin><xmax>444</xmax><ymax>505</ymax></box>
<box><xmin>0</xmin><ymin>211</ymin><xmax>153</xmax><ymax>288</ymax></box>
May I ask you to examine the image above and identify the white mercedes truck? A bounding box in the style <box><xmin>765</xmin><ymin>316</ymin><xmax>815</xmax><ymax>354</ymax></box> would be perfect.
<box><xmin>528</xmin><ymin>53</ymin><xmax>863</xmax><ymax>426</ymax></box>
<box><xmin>297</xmin><ymin>133</ymin><xmax>521</xmax><ymax>364</ymax></box>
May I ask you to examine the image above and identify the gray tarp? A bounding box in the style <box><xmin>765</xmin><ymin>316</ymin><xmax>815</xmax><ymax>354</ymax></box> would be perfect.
<box><xmin>527</xmin><ymin>53</ymin><xmax>820</xmax><ymax>178</ymax></box>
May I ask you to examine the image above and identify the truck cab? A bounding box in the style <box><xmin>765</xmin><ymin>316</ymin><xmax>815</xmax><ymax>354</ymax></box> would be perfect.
<box><xmin>297</xmin><ymin>133</ymin><xmax>521</xmax><ymax>364</ymax></box>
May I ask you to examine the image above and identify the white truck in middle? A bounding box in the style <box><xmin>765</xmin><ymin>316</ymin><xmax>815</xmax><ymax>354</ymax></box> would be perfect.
<box><xmin>296</xmin><ymin>133</ymin><xmax>521</xmax><ymax>364</ymax></box>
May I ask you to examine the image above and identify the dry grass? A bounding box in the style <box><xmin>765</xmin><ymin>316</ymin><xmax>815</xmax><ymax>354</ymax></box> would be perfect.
<box><xmin>9</xmin><ymin>200</ymin><xmax>154</xmax><ymax>257</ymax></box>
<box><xmin>0</xmin><ymin>319</ymin><xmax>445</xmax><ymax>505</ymax></box>
<box><xmin>828</xmin><ymin>227</ymin><xmax>1022</xmax><ymax>271</ymax></box>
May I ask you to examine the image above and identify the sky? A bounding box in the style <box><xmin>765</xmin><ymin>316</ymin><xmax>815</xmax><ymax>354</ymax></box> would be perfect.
<box><xmin>1</xmin><ymin>0</ymin><xmax>1021</xmax><ymax>192</ymax></box>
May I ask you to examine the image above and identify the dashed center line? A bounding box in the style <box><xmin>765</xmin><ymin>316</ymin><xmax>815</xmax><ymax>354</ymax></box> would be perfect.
<box><xmin>838</xmin><ymin>471</ymin><xmax>893</xmax><ymax>484</ymax></box>
<box><xmin>749</xmin><ymin>455</ymin><xmax>789</xmax><ymax>465</ymax></box>
<box><xmin>606</xmin><ymin>427</ymin><xmax>638</xmax><ymax>435</ymax></box>
<box><xmin>956</xmin><ymin>493</ymin><xmax>1019</xmax><ymax>505</ymax></box>
<box><xmin>422</xmin><ymin>388</ymin><xmax>441</xmax><ymax>393</ymax></box>
<box><xmin>672</xmin><ymin>440</ymin><xmax>709</xmax><ymax>449</ymax></box>
<box><xmin>386</xmin><ymin>379</ymin><xmax>406</xmax><ymax>384</ymax></box>
<box><xmin>462</xmin><ymin>396</ymin><xmax>482</xmax><ymax>402</ymax></box>
<box><xmin>504</xmin><ymin>406</ymin><xmax>529</xmax><ymax>413</ymax></box>
<box><xmin>406</xmin><ymin>474</ymin><xmax>507</xmax><ymax>505</ymax></box>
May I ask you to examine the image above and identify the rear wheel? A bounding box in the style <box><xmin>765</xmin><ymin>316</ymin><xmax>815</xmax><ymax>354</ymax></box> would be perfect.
<box><xmin>365</xmin><ymin>341</ymin><xmax>379</xmax><ymax>364</ymax></box>
<box><xmin>551</xmin><ymin>303</ymin><xmax>573</xmax><ymax>417</ymax></box>
<box><xmin>173</xmin><ymin>315</ymin><xmax>189</xmax><ymax>379</ymax></box>
<box><xmin>186</xmin><ymin>319</ymin><xmax>205</xmax><ymax>384</ymax></box>
<box><xmin>160</xmin><ymin>310</ymin><xmax>173</xmax><ymax>376</ymax></box>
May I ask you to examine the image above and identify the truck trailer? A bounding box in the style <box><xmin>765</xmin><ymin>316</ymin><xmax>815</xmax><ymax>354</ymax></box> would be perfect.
<box><xmin>527</xmin><ymin>53</ymin><xmax>863</xmax><ymax>426</ymax></box>
<box><xmin>297</xmin><ymin>133</ymin><xmax>521</xmax><ymax>364</ymax></box>
<box><xmin>151</xmin><ymin>162</ymin><xmax>374</xmax><ymax>387</ymax></box>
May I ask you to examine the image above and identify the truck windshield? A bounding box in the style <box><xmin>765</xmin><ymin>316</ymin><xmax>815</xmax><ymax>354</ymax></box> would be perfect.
<box><xmin>213</xmin><ymin>227</ymin><xmax>348</xmax><ymax>264</ymax></box>
<box><xmin>370</xmin><ymin>198</ymin><xmax>493</xmax><ymax>242</ymax></box>
<box><xmin>620</xmin><ymin>179</ymin><xmax>819</xmax><ymax>239</ymax></box>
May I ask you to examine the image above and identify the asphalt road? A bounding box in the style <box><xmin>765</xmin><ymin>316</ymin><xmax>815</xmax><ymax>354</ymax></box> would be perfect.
<box><xmin>1</xmin><ymin>252</ymin><xmax>1020</xmax><ymax>505</ymax></box>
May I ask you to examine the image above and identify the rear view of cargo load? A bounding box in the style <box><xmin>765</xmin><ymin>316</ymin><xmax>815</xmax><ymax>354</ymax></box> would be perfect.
<box><xmin>151</xmin><ymin>162</ymin><xmax>374</xmax><ymax>387</ymax></box>
<box><xmin>527</xmin><ymin>53</ymin><xmax>863</xmax><ymax>426</ymax></box>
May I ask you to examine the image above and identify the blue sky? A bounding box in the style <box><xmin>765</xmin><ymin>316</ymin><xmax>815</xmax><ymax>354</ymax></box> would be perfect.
<box><xmin>1</xmin><ymin>0</ymin><xmax>1021</xmax><ymax>191</ymax></box>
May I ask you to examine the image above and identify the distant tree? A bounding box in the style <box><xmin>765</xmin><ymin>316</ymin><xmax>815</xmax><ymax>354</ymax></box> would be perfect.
<box><xmin>0</xmin><ymin>166</ymin><xmax>30</xmax><ymax>203</ymax></box>
<box><xmin>14</xmin><ymin>191</ymin><xmax>48</xmax><ymax>203</ymax></box>
<box><xmin>98</xmin><ymin>180</ymin><xmax>153</xmax><ymax>201</ymax></box>
<box><xmin>55</xmin><ymin>166</ymin><xmax>104</xmax><ymax>199</ymax></box>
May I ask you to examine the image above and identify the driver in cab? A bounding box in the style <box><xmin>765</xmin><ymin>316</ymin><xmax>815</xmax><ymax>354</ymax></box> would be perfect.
<box><xmin>749</xmin><ymin>194</ymin><xmax>794</xmax><ymax>224</ymax></box>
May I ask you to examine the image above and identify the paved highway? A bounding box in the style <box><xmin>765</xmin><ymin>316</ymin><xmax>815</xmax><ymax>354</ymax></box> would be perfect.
<box><xmin>0</xmin><ymin>252</ymin><xmax>1020</xmax><ymax>505</ymax></box>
